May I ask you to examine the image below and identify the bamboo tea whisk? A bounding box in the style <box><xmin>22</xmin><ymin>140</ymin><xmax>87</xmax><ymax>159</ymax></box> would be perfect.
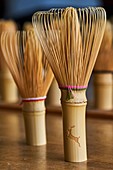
<box><xmin>23</xmin><ymin>22</ymin><xmax>61</xmax><ymax>107</ymax></box>
<box><xmin>0</xmin><ymin>20</ymin><xmax>18</xmax><ymax>103</ymax></box>
<box><xmin>33</xmin><ymin>7</ymin><xmax>106</xmax><ymax>162</ymax></box>
<box><xmin>1</xmin><ymin>30</ymin><xmax>53</xmax><ymax>145</ymax></box>
<box><xmin>94</xmin><ymin>21</ymin><xmax>113</xmax><ymax>110</ymax></box>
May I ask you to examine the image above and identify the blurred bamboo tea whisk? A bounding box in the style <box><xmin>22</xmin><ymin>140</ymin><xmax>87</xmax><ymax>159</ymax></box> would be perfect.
<box><xmin>23</xmin><ymin>22</ymin><xmax>34</xmax><ymax>31</ymax></box>
<box><xmin>94</xmin><ymin>21</ymin><xmax>113</xmax><ymax>110</ymax></box>
<box><xmin>23</xmin><ymin>22</ymin><xmax>61</xmax><ymax>107</ymax></box>
<box><xmin>0</xmin><ymin>20</ymin><xmax>18</xmax><ymax>103</ymax></box>
<box><xmin>1</xmin><ymin>31</ymin><xmax>53</xmax><ymax>145</ymax></box>
<box><xmin>33</xmin><ymin>7</ymin><xmax>106</xmax><ymax>162</ymax></box>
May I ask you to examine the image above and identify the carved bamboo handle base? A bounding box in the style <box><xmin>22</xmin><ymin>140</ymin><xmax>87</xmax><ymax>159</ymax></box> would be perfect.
<box><xmin>62</xmin><ymin>102</ymin><xmax>87</xmax><ymax>162</ymax></box>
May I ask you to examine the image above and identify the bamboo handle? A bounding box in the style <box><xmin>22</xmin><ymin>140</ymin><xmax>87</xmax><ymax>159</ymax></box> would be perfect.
<box><xmin>62</xmin><ymin>102</ymin><xmax>87</xmax><ymax>162</ymax></box>
<box><xmin>61</xmin><ymin>89</ymin><xmax>87</xmax><ymax>162</ymax></box>
<box><xmin>0</xmin><ymin>72</ymin><xmax>18</xmax><ymax>102</ymax></box>
<box><xmin>46</xmin><ymin>79</ymin><xmax>61</xmax><ymax>107</ymax></box>
<box><xmin>22</xmin><ymin>101</ymin><xmax>46</xmax><ymax>146</ymax></box>
<box><xmin>94</xmin><ymin>73</ymin><xmax>113</xmax><ymax>110</ymax></box>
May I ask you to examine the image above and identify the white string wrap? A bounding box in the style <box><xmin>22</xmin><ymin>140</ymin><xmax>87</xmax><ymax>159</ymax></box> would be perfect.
<box><xmin>22</xmin><ymin>96</ymin><xmax>46</xmax><ymax>102</ymax></box>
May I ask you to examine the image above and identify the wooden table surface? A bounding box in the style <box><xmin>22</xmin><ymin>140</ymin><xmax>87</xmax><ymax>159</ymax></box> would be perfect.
<box><xmin>0</xmin><ymin>107</ymin><xmax>113</xmax><ymax>170</ymax></box>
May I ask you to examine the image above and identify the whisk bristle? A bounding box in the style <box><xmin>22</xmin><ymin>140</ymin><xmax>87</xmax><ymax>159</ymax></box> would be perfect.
<box><xmin>33</xmin><ymin>7</ymin><xmax>106</xmax><ymax>89</ymax></box>
<box><xmin>94</xmin><ymin>20</ymin><xmax>113</xmax><ymax>71</ymax></box>
<box><xmin>1</xmin><ymin>30</ymin><xmax>53</xmax><ymax>98</ymax></box>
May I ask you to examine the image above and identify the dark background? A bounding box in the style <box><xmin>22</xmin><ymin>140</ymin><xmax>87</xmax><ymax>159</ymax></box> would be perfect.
<box><xmin>0</xmin><ymin>0</ymin><xmax>112</xmax><ymax>26</ymax></box>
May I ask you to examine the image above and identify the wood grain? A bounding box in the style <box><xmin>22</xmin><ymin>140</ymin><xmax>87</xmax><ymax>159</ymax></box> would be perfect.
<box><xmin>0</xmin><ymin>109</ymin><xmax>113</xmax><ymax>169</ymax></box>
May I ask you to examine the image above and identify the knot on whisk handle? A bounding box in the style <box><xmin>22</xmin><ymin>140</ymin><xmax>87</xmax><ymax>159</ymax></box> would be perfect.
<box><xmin>59</xmin><ymin>85</ymin><xmax>87</xmax><ymax>103</ymax></box>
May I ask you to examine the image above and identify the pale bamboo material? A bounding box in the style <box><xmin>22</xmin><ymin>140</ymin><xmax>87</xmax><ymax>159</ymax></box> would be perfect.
<box><xmin>46</xmin><ymin>78</ymin><xmax>61</xmax><ymax>107</ymax></box>
<box><xmin>0</xmin><ymin>20</ymin><xmax>18</xmax><ymax>102</ymax></box>
<box><xmin>61</xmin><ymin>89</ymin><xmax>87</xmax><ymax>162</ymax></box>
<box><xmin>33</xmin><ymin>7</ymin><xmax>106</xmax><ymax>162</ymax></box>
<box><xmin>23</xmin><ymin>101</ymin><xmax>46</xmax><ymax>145</ymax></box>
<box><xmin>94</xmin><ymin>73</ymin><xmax>113</xmax><ymax>110</ymax></box>
<box><xmin>0</xmin><ymin>72</ymin><xmax>17</xmax><ymax>102</ymax></box>
<box><xmin>1</xmin><ymin>30</ymin><xmax>53</xmax><ymax>145</ymax></box>
<box><xmin>23</xmin><ymin>22</ymin><xmax>33</xmax><ymax>31</ymax></box>
<box><xmin>94</xmin><ymin>21</ymin><xmax>113</xmax><ymax>110</ymax></box>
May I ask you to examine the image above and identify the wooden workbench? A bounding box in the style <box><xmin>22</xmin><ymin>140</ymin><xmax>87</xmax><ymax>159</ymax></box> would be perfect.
<box><xmin>0</xmin><ymin>105</ymin><xmax>113</xmax><ymax>170</ymax></box>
